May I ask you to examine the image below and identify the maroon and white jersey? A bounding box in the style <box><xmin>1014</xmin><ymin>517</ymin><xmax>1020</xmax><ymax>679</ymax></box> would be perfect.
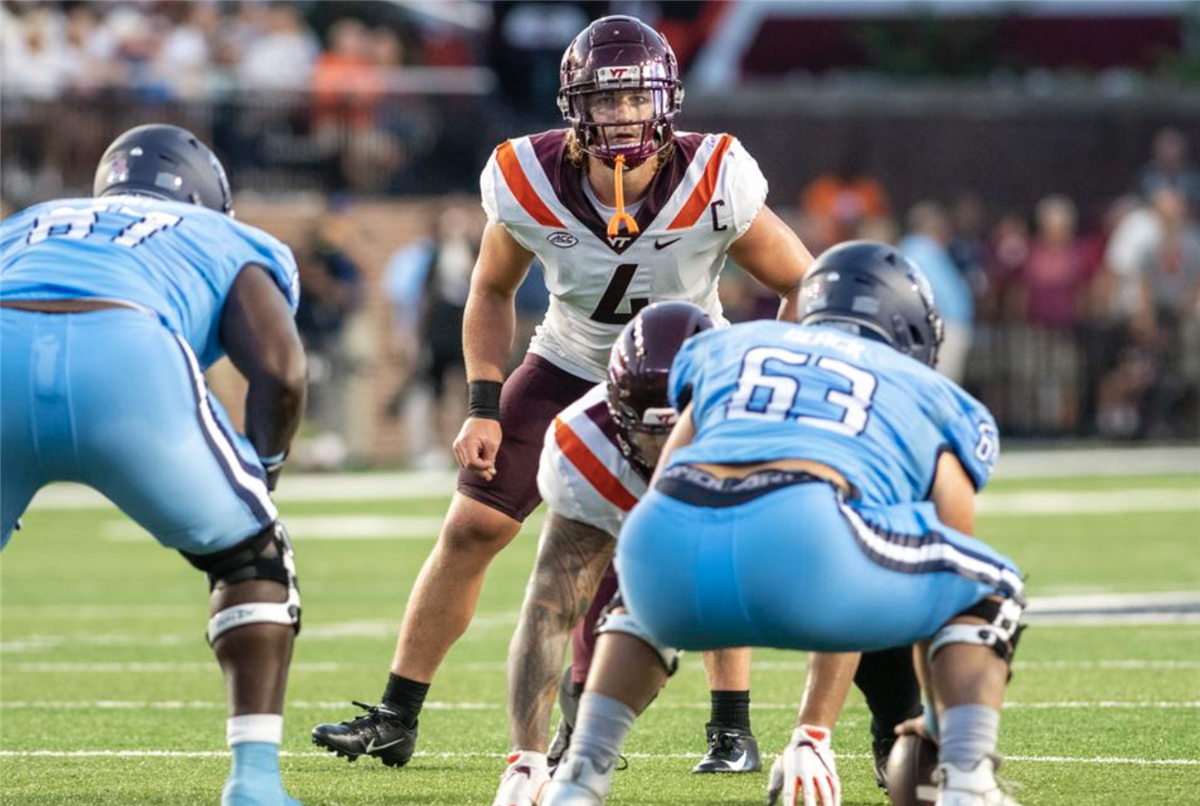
<box><xmin>481</xmin><ymin>129</ymin><xmax>768</xmax><ymax>381</ymax></box>
<box><xmin>537</xmin><ymin>383</ymin><xmax>648</xmax><ymax>537</ymax></box>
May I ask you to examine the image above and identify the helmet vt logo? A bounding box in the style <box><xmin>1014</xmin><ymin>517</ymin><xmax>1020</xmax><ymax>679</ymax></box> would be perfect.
<box><xmin>597</xmin><ymin>66</ymin><xmax>641</xmax><ymax>84</ymax></box>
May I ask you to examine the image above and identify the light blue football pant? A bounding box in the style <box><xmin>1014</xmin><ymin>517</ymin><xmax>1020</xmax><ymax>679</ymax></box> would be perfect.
<box><xmin>616</xmin><ymin>478</ymin><xmax>1023</xmax><ymax>653</ymax></box>
<box><xmin>1</xmin><ymin>308</ymin><xmax>276</xmax><ymax>555</ymax></box>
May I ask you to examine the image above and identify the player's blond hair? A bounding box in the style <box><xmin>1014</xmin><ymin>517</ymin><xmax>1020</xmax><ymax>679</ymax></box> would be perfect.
<box><xmin>566</xmin><ymin>130</ymin><xmax>675</xmax><ymax>173</ymax></box>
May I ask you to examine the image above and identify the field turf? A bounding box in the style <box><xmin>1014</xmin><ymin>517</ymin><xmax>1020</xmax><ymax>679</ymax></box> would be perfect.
<box><xmin>2</xmin><ymin>470</ymin><xmax>1198</xmax><ymax>805</ymax></box>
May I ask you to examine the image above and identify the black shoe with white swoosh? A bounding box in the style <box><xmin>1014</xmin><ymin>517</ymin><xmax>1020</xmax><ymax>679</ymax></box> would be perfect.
<box><xmin>311</xmin><ymin>700</ymin><xmax>418</xmax><ymax>767</ymax></box>
<box><xmin>691</xmin><ymin>726</ymin><xmax>762</xmax><ymax>774</ymax></box>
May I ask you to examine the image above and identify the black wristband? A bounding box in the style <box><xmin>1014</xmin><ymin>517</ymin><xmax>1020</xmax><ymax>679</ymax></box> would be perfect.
<box><xmin>467</xmin><ymin>380</ymin><xmax>503</xmax><ymax>420</ymax></box>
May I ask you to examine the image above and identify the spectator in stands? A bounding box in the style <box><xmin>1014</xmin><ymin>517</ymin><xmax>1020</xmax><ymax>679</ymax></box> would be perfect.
<box><xmin>1017</xmin><ymin>196</ymin><xmax>1098</xmax><ymax>331</ymax></box>
<box><xmin>801</xmin><ymin>147</ymin><xmax>891</xmax><ymax>245</ymax></box>
<box><xmin>154</xmin><ymin>2</ymin><xmax>217</xmax><ymax>99</ymax></box>
<box><xmin>237</xmin><ymin>2</ymin><xmax>320</xmax><ymax>91</ymax></box>
<box><xmin>371</xmin><ymin>25</ymin><xmax>440</xmax><ymax>193</ymax></box>
<box><xmin>2</xmin><ymin>5</ymin><xmax>71</xmax><ymax>99</ymax></box>
<box><xmin>948</xmin><ymin>192</ymin><xmax>990</xmax><ymax>302</ymax></box>
<box><xmin>489</xmin><ymin>1</ymin><xmax>591</xmax><ymax>112</ymax></box>
<box><xmin>383</xmin><ymin>203</ymin><xmax>482</xmax><ymax>468</ymax></box>
<box><xmin>310</xmin><ymin>18</ymin><xmax>401</xmax><ymax>191</ymax></box>
<box><xmin>1133</xmin><ymin>187</ymin><xmax>1200</xmax><ymax>437</ymax></box>
<box><xmin>418</xmin><ymin>203</ymin><xmax>478</xmax><ymax>465</ymax></box>
<box><xmin>1138</xmin><ymin>127</ymin><xmax>1200</xmax><ymax>210</ymax></box>
<box><xmin>1099</xmin><ymin>195</ymin><xmax>1158</xmax><ymax>328</ymax></box>
<box><xmin>983</xmin><ymin>211</ymin><xmax>1031</xmax><ymax>322</ymax></box>
<box><xmin>900</xmin><ymin>201</ymin><xmax>974</xmax><ymax>382</ymax></box>
<box><xmin>294</xmin><ymin>199</ymin><xmax>365</xmax><ymax>469</ymax></box>
<box><xmin>1011</xmin><ymin>195</ymin><xmax>1100</xmax><ymax>432</ymax></box>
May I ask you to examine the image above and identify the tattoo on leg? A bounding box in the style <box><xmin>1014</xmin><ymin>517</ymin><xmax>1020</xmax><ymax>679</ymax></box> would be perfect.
<box><xmin>508</xmin><ymin>514</ymin><xmax>615</xmax><ymax>749</ymax></box>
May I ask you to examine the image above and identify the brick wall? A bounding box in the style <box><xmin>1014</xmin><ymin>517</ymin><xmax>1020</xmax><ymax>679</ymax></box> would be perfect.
<box><xmin>207</xmin><ymin>196</ymin><xmax>479</xmax><ymax>465</ymax></box>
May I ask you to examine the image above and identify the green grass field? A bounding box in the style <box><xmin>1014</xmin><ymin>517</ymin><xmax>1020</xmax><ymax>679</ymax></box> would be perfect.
<box><xmin>2</xmin><ymin>469</ymin><xmax>1198</xmax><ymax>805</ymax></box>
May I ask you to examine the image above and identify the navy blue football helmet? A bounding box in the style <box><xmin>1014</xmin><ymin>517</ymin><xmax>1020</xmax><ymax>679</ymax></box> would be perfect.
<box><xmin>93</xmin><ymin>124</ymin><xmax>233</xmax><ymax>215</ymax></box>
<box><xmin>798</xmin><ymin>240</ymin><xmax>944</xmax><ymax>367</ymax></box>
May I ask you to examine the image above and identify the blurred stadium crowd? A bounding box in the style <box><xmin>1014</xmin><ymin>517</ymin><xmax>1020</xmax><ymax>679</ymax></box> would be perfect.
<box><xmin>2</xmin><ymin>0</ymin><xmax>1198</xmax><ymax>467</ymax></box>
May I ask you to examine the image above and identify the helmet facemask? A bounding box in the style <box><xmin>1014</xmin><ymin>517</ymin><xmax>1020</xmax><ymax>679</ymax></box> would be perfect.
<box><xmin>560</xmin><ymin>72</ymin><xmax>681</xmax><ymax>169</ymax></box>
<box><xmin>606</xmin><ymin>369</ymin><xmax>675</xmax><ymax>477</ymax></box>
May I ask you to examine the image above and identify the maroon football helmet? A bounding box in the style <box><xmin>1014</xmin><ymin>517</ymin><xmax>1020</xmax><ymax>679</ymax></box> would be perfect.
<box><xmin>607</xmin><ymin>302</ymin><xmax>713</xmax><ymax>472</ymax></box>
<box><xmin>558</xmin><ymin>15</ymin><xmax>684</xmax><ymax>168</ymax></box>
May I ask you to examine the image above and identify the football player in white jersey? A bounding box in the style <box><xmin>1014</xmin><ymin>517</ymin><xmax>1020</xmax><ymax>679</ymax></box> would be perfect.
<box><xmin>494</xmin><ymin>302</ymin><xmax>872</xmax><ymax>806</ymax></box>
<box><xmin>313</xmin><ymin>14</ymin><xmax>856</xmax><ymax>772</ymax></box>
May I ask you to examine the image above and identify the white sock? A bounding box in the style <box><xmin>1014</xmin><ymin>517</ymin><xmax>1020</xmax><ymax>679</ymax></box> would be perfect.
<box><xmin>568</xmin><ymin>692</ymin><xmax>636</xmax><ymax>768</ymax></box>
<box><xmin>227</xmin><ymin>714</ymin><xmax>284</xmax><ymax>747</ymax></box>
<box><xmin>940</xmin><ymin>705</ymin><xmax>1000</xmax><ymax>771</ymax></box>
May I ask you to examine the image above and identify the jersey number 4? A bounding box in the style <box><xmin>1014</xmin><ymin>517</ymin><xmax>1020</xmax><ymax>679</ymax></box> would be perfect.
<box><xmin>727</xmin><ymin>346</ymin><xmax>878</xmax><ymax>437</ymax></box>
<box><xmin>591</xmin><ymin>263</ymin><xmax>649</xmax><ymax>325</ymax></box>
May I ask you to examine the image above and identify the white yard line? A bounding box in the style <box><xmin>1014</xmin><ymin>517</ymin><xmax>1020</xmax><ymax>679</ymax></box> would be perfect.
<box><xmin>1024</xmin><ymin>591</ymin><xmax>1200</xmax><ymax>625</ymax></box>
<box><xmin>991</xmin><ymin>446</ymin><xmax>1200</xmax><ymax>479</ymax></box>
<box><xmin>27</xmin><ymin>445</ymin><xmax>1200</xmax><ymax>512</ymax></box>
<box><xmin>4</xmin><ymin>657</ymin><xmax>1198</xmax><ymax>674</ymax></box>
<box><xmin>0</xmin><ymin>749</ymin><xmax>1195</xmax><ymax>765</ymax></box>
<box><xmin>0</xmin><ymin>700</ymin><xmax>1197</xmax><ymax>711</ymax></box>
<box><xmin>102</xmin><ymin>515</ymin><xmax>450</xmax><ymax>542</ymax></box>
<box><xmin>5</xmin><ymin>662</ymin><xmax>348</xmax><ymax>673</ymax></box>
<box><xmin>976</xmin><ymin>488</ymin><xmax>1200</xmax><ymax>516</ymax></box>
<box><xmin>87</xmin><ymin>485</ymin><xmax>1198</xmax><ymax>544</ymax></box>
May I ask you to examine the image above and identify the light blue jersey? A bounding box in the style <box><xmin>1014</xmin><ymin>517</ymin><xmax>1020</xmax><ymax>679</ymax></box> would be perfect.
<box><xmin>667</xmin><ymin>321</ymin><xmax>999</xmax><ymax>505</ymax></box>
<box><xmin>2</xmin><ymin>196</ymin><xmax>297</xmax><ymax>555</ymax></box>
<box><xmin>616</xmin><ymin>320</ymin><xmax>1020</xmax><ymax>654</ymax></box>
<box><xmin>1</xmin><ymin>195</ymin><xmax>298</xmax><ymax>368</ymax></box>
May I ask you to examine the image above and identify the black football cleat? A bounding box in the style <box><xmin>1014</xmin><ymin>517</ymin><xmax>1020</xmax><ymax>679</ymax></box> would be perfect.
<box><xmin>546</xmin><ymin>669</ymin><xmax>581</xmax><ymax>773</ymax></box>
<box><xmin>311</xmin><ymin>700</ymin><xmax>418</xmax><ymax>768</ymax></box>
<box><xmin>691</xmin><ymin>726</ymin><xmax>762</xmax><ymax>774</ymax></box>
<box><xmin>873</xmin><ymin>734</ymin><xmax>897</xmax><ymax>790</ymax></box>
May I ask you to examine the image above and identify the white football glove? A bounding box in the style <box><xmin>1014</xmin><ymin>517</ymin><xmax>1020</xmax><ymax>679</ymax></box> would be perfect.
<box><xmin>766</xmin><ymin>725</ymin><xmax>841</xmax><ymax>806</ymax></box>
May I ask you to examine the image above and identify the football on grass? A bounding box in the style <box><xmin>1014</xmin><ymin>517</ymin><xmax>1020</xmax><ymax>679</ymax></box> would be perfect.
<box><xmin>886</xmin><ymin>733</ymin><xmax>940</xmax><ymax>806</ymax></box>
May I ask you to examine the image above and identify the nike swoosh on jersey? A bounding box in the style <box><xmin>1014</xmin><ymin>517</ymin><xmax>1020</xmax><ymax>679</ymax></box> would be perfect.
<box><xmin>654</xmin><ymin>237</ymin><xmax>682</xmax><ymax>250</ymax></box>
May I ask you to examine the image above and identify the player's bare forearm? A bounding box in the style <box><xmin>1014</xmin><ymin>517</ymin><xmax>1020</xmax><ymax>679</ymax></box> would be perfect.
<box><xmin>508</xmin><ymin>513</ymin><xmax>615</xmax><ymax>748</ymax></box>
<box><xmin>930</xmin><ymin>451</ymin><xmax>977</xmax><ymax>535</ymax></box>
<box><xmin>797</xmin><ymin>651</ymin><xmax>860</xmax><ymax>729</ymax></box>
<box><xmin>221</xmin><ymin>264</ymin><xmax>307</xmax><ymax>459</ymax></box>
<box><xmin>462</xmin><ymin>288</ymin><xmax>516</xmax><ymax>383</ymax></box>
<box><xmin>463</xmin><ymin>221</ymin><xmax>534</xmax><ymax>383</ymax></box>
<box><xmin>729</xmin><ymin>205</ymin><xmax>814</xmax><ymax>317</ymax></box>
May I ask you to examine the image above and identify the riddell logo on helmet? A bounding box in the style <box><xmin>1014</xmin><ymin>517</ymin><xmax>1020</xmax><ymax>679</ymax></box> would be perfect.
<box><xmin>597</xmin><ymin>66</ymin><xmax>641</xmax><ymax>84</ymax></box>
